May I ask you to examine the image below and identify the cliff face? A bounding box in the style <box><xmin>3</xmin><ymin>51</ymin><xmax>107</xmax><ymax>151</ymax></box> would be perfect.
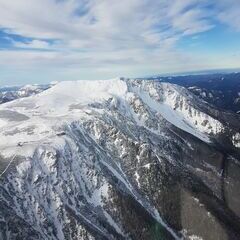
<box><xmin>0</xmin><ymin>78</ymin><xmax>240</xmax><ymax>240</ymax></box>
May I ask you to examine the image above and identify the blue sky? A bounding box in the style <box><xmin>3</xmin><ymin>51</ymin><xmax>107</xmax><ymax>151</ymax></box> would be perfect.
<box><xmin>0</xmin><ymin>0</ymin><xmax>240</xmax><ymax>86</ymax></box>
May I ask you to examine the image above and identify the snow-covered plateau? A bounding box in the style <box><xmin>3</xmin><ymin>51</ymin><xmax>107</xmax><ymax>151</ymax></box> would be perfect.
<box><xmin>0</xmin><ymin>78</ymin><xmax>240</xmax><ymax>240</ymax></box>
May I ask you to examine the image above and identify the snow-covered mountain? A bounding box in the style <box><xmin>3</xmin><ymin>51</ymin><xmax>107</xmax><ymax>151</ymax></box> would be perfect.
<box><xmin>0</xmin><ymin>78</ymin><xmax>240</xmax><ymax>240</ymax></box>
<box><xmin>143</xmin><ymin>72</ymin><xmax>240</xmax><ymax>114</ymax></box>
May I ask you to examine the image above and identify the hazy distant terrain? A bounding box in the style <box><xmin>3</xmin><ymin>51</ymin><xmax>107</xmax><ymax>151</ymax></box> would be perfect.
<box><xmin>0</xmin><ymin>84</ymin><xmax>51</xmax><ymax>104</ymax></box>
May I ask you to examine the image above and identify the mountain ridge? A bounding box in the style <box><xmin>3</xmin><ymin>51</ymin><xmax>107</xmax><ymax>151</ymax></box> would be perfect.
<box><xmin>0</xmin><ymin>78</ymin><xmax>240</xmax><ymax>239</ymax></box>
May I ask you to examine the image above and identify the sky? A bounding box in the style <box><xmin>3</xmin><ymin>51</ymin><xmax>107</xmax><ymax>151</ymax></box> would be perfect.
<box><xmin>0</xmin><ymin>0</ymin><xmax>240</xmax><ymax>86</ymax></box>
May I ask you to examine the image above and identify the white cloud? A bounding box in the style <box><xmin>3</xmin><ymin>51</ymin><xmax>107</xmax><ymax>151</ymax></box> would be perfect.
<box><xmin>0</xmin><ymin>0</ymin><xmax>216</xmax><ymax>49</ymax></box>
<box><xmin>216</xmin><ymin>0</ymin><xmax>240</xmax><ymax>31</ymax></box>
<box><xmin>0</xmin><ymin>0</ymin><xmax>239</xmax><ymax>84</ymax></box>
<box><xmin>12</xmin><ymin>40</ymin><xmax>51</xmax><ymax>49</ymax></box>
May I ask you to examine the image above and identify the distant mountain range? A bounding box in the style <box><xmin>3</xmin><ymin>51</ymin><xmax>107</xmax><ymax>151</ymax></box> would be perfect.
<box><xmin>0</xmin><ymin>84</ymin><xmax>52</xmax><ymax>104</ymax></box>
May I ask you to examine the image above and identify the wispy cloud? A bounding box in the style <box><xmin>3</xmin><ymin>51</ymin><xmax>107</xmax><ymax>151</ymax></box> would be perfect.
<box><xmin>11</xmin><ymin>40</ymin><xmax>52</xmax><ymax>49</ymax></box>
<box><xmin>216</xmin><ymin>0</ymin><xmax>240</xmax><ymax>31</ymax></box>
<box><xmin>0</xmin><ymin>0</ymin><xmax>239</xmax><ymax>84</ymax></box>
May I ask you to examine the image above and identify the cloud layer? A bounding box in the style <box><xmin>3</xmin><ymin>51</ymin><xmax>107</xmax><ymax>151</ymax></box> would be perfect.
<box><xmin>0</xmin><ymin>0</ymin><xmax>240</xmax><ymax>84</ymax></box>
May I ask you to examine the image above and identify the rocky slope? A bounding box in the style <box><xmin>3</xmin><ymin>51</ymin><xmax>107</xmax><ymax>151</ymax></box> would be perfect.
<box><xmin>142</xmin><ymin>72</ymin><xmax>240</xmax><ymax>114</ymax></box>
<box><xmin>0</xmin><ymin>78</ymin><xmax>240</xmax><ymax>240</ymax></box>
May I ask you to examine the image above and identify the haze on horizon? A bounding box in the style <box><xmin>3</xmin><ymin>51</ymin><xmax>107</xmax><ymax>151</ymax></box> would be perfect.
<box><xmin>0</xmin><ymin>0</ymin><xmax>240</xmax><ymax>86</ymax></box>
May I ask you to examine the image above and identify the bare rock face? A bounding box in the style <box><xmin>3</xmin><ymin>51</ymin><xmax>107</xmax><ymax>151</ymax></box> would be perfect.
<box><xmin>0</xmin><ymin>78</ymin><xmax>240</xmax><ymax>240</ymax></box>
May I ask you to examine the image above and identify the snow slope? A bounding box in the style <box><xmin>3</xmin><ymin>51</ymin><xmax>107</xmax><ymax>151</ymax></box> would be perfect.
<box><xmin>0</xmin><ymin>78</ymin><xmax>224</xmax><ymax>158</ymax></box>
